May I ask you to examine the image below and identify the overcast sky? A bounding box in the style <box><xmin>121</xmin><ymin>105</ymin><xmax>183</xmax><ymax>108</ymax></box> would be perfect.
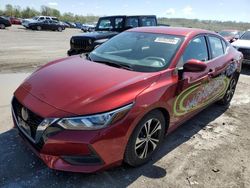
<box><xmin>1</xmin><ymin>0</ymin><xmax>249</xmax><ymax>22</ymax></box>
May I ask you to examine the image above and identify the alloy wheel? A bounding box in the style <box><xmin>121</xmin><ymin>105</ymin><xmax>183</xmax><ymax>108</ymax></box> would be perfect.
<box><xmin>225</xmin><ymin>78</ymin><xmax>236</xmax><ymax>102</ymax></box>
<box><xmin>135</xmin><ymin>118</ymin><xmax>162</xmax><ymax>159</ymax></box>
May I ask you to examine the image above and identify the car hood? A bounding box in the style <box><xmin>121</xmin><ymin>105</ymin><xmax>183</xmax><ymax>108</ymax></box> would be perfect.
<box><xmin>22</xmin><ymin>19</ymin><xmax>36</xmax><ymax>23</ymax></box>
<box><xmin>224</xmin><ymin>36</ymin><xmax>234</xmax><ymax>41</ymax></box>
<box><xmin>232</xmin><ymin>39</ymin><xmax>250</xmax><ymax>49</ymax></box>
<box><xmin>18</xmin><ymin>56</ymin><xmax>160</xmax><ymax>116</ymax></box>
<box><xmin>72</xmin><ymin>31</ymin><xmax>118</xmax><ymax>40</ymax></box>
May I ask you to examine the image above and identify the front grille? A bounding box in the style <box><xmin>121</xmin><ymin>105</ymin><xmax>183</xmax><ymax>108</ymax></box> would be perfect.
<box><xmin>12</xmin><ymin>97</ymin><xmax>44</xmax><ymax>140</ymax></box>
<box><xmin>238</xmin><ymin>48</ymin><xmax>250</xmax><ymax>60</ymax></box>
<box><xmin>71</xmin><ymin>38</ymin><xmax>92</xmax><ymax>51</ymax></box>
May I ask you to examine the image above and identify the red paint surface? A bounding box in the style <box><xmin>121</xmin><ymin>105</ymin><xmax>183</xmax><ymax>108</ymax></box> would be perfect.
<box><xmin>13</xmin><ymin>27</ymin><xmax>243</xmax><ymax>173</ymax></box>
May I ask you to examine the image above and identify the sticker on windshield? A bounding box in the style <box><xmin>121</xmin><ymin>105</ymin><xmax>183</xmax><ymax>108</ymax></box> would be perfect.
<box><xmin>154</xmin><ymin>37</ymin><xmax>179</xmax><ymax>44</ymax></box>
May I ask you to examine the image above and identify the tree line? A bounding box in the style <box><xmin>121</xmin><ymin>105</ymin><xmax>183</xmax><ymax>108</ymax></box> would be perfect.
<box><xmin>0</xmin><ymin>4</ymin><xmax>99</xmax><ymax>23</ymax></box>
<box><xmin>1</xmin><ymin>4</ymin><xmax>250</xmax><ymax>31</ymax></box>
<box><xmin>158</xmin><ymin>18</ymin><xmax>250</xmax><ymax>31</ymax></box>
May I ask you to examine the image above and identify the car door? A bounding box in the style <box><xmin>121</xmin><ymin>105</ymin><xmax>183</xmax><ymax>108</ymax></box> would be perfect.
<box><xmin>173</xmin><ymin>34</ymin><xmax>231</xmax><ymax>123</ymax></box>
<box><xmin>40</xmin><ymin>20</ymin><xmax>47</xmax><ymax>30</ymax></box>
<box><xmin>48</xmin><ymin>20</ymin><xmax>56</xmax><ymax>30</ymax></box>
<box><xmin>172</xmin><ymin>35</ymin><xmax>215</xmax><ymax>122</ymax></box>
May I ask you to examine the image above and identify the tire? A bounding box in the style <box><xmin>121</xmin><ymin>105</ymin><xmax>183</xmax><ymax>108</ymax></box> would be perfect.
<box><xmin>124</xmin><ymin>110</ymin><xmax>166</xmax><ymax>167</ymax></box>
<box><xmin>37</xmin><ymin>26</ymin><xmax>42</xmax><ymax>31</ymax></box>
<box><xmin>0</xmin><ymin>24</ymin><xmax>5</xmax><ymax>29</ymax></box>
<box><xmin>58</xmin><ymin>27</ymin><xmax>62</xmax><ymax>32</ymax></box>
<box><xmin>218</xmin><ymin>74</ymin><xmax>238</xmax><ymax>106</ymax></box>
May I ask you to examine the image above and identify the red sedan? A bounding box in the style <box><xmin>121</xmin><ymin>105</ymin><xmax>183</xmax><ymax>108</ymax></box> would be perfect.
<box><xmin>9</xmin><ymin>17</ymin><xmax>22</xmax><ymax>25</ymax></box>
<box><xmin>12</xmin><ymin>27</ymin><xmax>242</xmax><ymax>173</ymax></box>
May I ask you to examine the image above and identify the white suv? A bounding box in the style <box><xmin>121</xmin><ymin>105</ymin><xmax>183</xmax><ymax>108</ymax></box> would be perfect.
<box><xmin>232</xmin><ymin>30</ymin><xmax>250</xmax><ymax>64</ymax></box>
<box><xmin>22</xmin><ymin>16</ymin><xmax>59</xmax><ymax>28</ymax></box>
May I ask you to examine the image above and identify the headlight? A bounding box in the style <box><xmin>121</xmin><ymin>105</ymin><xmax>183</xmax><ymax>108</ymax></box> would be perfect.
<box><xmin>58</xmin><ymin>103</ymin><xmax>133</xmax><ymax>130</ymax></box>
<box><xmin>88</xmin><ymin>39</ymin><xmax>92</xmax><ymax>45</ymax></box>
<box><xmin>71</xmin><ymin>38</ymin><xmax>74</xmax><ymax>43</ymax></box>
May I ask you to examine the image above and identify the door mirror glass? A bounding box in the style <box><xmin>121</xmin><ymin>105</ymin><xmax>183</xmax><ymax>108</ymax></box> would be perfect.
<box><xmin>183</xmin><ymin>59</ymin><xmax>207</xmax><ymax>72</ymax></box>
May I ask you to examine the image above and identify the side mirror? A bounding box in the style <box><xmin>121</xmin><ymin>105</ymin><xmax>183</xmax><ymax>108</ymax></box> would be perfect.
<box><xmin>183</xmin><ymin>59</ymin><xmax>207</xmax><ymax>72</ymax></box>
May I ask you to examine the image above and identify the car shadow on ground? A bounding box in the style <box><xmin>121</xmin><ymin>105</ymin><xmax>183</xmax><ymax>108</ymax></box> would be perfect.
<box><xmin>0</xmin><ymin>104</ymin><xmax>228</xmax><ymax>188</ymax></box>
<box><xmin>241</xmin><ymin>64</ymin><xmax>250</xmax><ymax>75</ymax></box>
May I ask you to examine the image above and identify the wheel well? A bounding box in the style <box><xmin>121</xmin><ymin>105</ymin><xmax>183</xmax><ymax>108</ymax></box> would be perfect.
<box><xmin>150</xmin><ymin>107</ymin><xmax>170</xmax><ymax>134</ymax></box>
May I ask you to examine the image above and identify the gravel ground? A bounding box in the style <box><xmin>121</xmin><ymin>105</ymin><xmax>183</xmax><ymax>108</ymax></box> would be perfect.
<box><xmin>0</xmin><ymin>25</ymin><xmax>250</xmax><ymax>188</ymax></box>
<box><xmin>0</xmin><ymin>25</ymin><xmax>80</xmax><ymax>73</ymax></box>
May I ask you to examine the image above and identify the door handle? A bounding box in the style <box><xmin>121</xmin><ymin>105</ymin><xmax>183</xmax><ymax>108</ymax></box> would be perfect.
<box><xmin>208</xmin><ymin>69</ymin><xmax>215</xmax><ymax>78</ymax></box>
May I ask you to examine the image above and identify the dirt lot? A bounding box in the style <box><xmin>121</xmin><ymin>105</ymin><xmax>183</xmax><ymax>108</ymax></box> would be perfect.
<box><xmin>0</xmin><ymin>25</ymin><xmax>250</xmax><ymax>188</ymax></box>
<box><xmin>0</xmin><ymin>25</ymin><xmax>80</xmax><ymax>73</ymax></box>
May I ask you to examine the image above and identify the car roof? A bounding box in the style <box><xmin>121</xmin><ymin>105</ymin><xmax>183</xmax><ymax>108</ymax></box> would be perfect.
<box><xmin>220</xmin><ymin>29</ymin><xmax>238</xmax><ymax>31</ymax></box>
<box><xmin>99</xmin><ymin>15</ymin><xmax>156</xmax><ymax>19</ymax></box>
<box><xmin>128</xmin><ymin>26</ymin><xmax>215</xmax><ymax>37</ymax></box>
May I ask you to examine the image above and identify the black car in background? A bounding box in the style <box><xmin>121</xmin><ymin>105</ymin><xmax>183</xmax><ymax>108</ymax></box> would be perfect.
<box><xmin>27</xmin><ymin>20</ymin><xmax>65</xmax><ymax>31</ymax></box>
<box><xmin>68</xmin><ymin>15</ymin><xmax>157</xmax><ymax>55</ymax></box>
<box><xmin>0</xmin><ymin>16</ymin><xmax>12</xmax><ymax>29</ymax></box>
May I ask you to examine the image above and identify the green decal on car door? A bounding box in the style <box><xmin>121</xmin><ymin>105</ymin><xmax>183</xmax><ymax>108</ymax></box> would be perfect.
<box><xmin>173</xmin><ymin>75</ymin><xmax>230</xmax><ymax>116</ymax></box>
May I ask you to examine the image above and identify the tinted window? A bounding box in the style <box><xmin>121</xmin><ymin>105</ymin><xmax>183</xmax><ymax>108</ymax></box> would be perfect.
<box><xmin>38</xmin><ymin>17</ymin><xmax>45</xmax><ymax>20</ymax></box>
<box><xmin>52</xmin><ymin>17</ymin><xmax>59</xmax><ymax>21</ymax></box>
<box><xmin>240</xmin><ymin>31</ymin><xmax>250</xmax><ymax>40</ymax></box>
<box><xmin>126</xmin><ymin>17</ymin><xmax>139</xmax><ymax>27</ymax></box>
<box><xmin>141</xmin><ymin>17</ymin><xmax>156</xmax><ymax>26</ymax></box>
<box><xmin>183</xmin><ymin>36</ymin><xmax>208</xmax><ymax>63</ymax></box>
<box><xmin>115</xmin><ymin>18</ymin><xmax>124</xmax><ymax>29</ymax></box>
<box><xmin>208</xmin><ymin>36</ymin><xmax>224</xmax><ymax>58</ymax></box>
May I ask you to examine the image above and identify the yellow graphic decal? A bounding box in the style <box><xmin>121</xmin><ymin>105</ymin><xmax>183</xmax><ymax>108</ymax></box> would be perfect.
<box><xmin>174</xmin><ymin>75</ymin><xmax>230</xmax><ymax>116</ymax></box>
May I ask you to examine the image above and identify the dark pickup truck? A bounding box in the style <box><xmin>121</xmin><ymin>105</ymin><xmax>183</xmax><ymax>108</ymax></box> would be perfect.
<box><xmin>67</xmin><ymin>15</ymin><xmax>157</xmax><ymax>56</ymax></box>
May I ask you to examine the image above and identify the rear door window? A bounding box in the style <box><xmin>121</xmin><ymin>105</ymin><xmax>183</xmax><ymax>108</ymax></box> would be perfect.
<box><xmin>126</xmin><ymin>17</ymin><xmax>139</xmax><ymax>27</ymax></box>
<box><xmin>141</xmin><ymin>17</ymin><xmax>157</xmax><ymax>26</ymax></box>
<box><xmin>115</xmin><ymin>18</ymin><xmax>124</xmax><ymax>29</ymax></box>
<box><xmin>208</xmin><ymin>36</ymin><xmax>224</xmax><ymax>58</ymax></box>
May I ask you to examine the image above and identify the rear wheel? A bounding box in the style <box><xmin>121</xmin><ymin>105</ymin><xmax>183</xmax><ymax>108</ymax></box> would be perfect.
<box><xmin>218</xmin><ymin>75</ymin><xmax>238</xmax><ymax>106</ymax></box>
<box><xmin>124</xmin><ymin>110</ymin><xmax>166</xmax><ymax>167</ymax></box>
<box><xmin>36</xmin><ymin>26</ymin><xmax>42</xmax><ymax>31</ymax></box>
<box><xmin>58</xmin><ymin>27</ymin><xmax>62</xmax><ymax>32</ymax></box>
<box><xmin>0</xmin><ymin>24</ymin><xmax>5</xmax><ymax>29</ymax></box>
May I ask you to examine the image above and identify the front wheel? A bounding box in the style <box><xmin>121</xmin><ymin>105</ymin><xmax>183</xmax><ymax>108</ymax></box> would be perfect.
<box><xmin>124</xmin><ymin>110</ymin><xmax>166</xmax><ymax>167</ymax></box>
<box><xmin>37</xmin><ymin>26</ymin><xmax>42</xmax><ymax>31</ymax></box>
<box><xmin>0</xmin><ymin>24</ymin><xmax>5</xmax><ymax>29</ymax></box>
<box><xmin>218</xmin><ymin>75</ymin><xmax>238</xmax><ymax>106</ymax></box>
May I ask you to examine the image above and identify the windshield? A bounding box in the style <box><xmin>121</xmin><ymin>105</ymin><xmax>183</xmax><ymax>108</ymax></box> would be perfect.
<box><xmin>32</xmin><ymin>16</ymin><xmax>39</xmax><ymax>20</ymax></box>
<box><xmin>96</xmin><ymin>18</ymin><xmax>113</xmax><ymax>30</ymax></box>
<box><xmin>240</xmin><ymin>31</ymin><xmax>250</xmax><ymax>40</ymax></box>
<box><xmin>219</xmin><ymin>31</ymin><xmax>237</xmax><ymax>37</ymax></box>
<box><xmin>89</xmin><ymin>31</ymin><xmax>184</xmax><ymax>72</ymax></box>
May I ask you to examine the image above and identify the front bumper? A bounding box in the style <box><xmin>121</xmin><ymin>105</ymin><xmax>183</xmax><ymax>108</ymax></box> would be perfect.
<box><xmin>237</xmin><ymin>48</ymin><xmax>250</xmax><ymax>63</ymax></box>
<box><xmin>12</xmin><ymin>96</ymin><xmax>135</xmax><ymax>173</ymax></box>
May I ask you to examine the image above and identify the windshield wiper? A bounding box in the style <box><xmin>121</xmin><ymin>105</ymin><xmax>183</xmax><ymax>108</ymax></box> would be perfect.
<box><xmin>94</xmin><ymin>60</ymin><xmax>133</xmax><ymax>71</ymax></box>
